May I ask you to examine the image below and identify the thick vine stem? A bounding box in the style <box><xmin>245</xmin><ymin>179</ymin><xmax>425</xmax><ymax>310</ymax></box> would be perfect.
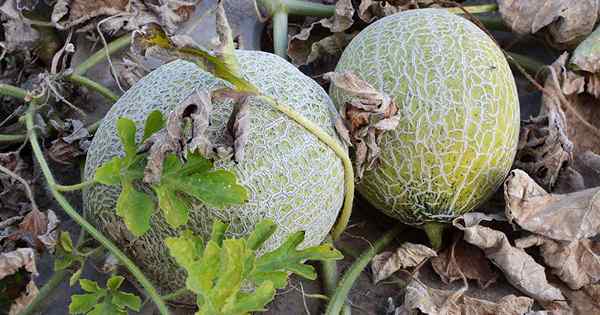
<box><xmin>423</xmin><ymin>221</ymin><xmax>447</xmax><ymax>250</ymax></box>
<box><xmin>54</xmin><ymin>180</ymin><xmax>95</xmax><ymax>192</ymax></box>
<box><xmin>257</xmin><ymin>95</ymin><xmax>354</xmax><ymax>240</ymax></box>
<box><xmin>0</xmin><ymin>83</ymin><xmax>28</xmax><ymax>100</ymax></box>
<box><xmin>272</xmin><ymin>11</ymin><xmax>289</xmax><ymax>59</ymax></box>
<box><xmin>325</xmin><ymin>224</ymin><xmax>405</xmax><ymax>315</ymax></box>
<box><xmin>257</xmin><ymin>0</ymin><xmax>335</xmax><ymax>18</ymax></box>
<box><xmin>68</xmin><ymin>74</ymin><xmax>119</xmax><ymax>103</ymax></box>
<box><xmin>18</xmin><ymin>269</ymin><xmax>69</xmax><ymax>315</ymax></box>
<box><xmin>0</xmin><ymin>133</ymin><xmax>27</xmax><ymax>144</ymax></box>
<box><xmin>25</xmin><ymin>105</ymin><xmax>170</xmax><ymax>315</ymax></box>
<box><xmin>70</xmin><ymin>34</ymin><xmax>131</xmax><ymax>76</ymax></box>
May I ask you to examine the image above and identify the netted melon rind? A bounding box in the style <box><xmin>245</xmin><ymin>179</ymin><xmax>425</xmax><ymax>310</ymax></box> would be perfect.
<box><xmin>83</xmin><ymin>50</ymin><xmax>345</xmax><ymax>293</ymax></box>
<box><xmin>330</xmin><ymin>9</ymin><xmax>520</xmax><ymax>225</ymax></box>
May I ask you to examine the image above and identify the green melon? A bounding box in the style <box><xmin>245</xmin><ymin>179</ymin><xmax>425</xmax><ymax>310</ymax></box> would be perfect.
<box><xmin>330</xmin><ymin>9</ymin><xmax>519</xmax><ymax>226</ymax></box>
<box><xmin>83</xmin><ymin>51</ymin><xmax>345</xmax><ymax>293</ymax></box>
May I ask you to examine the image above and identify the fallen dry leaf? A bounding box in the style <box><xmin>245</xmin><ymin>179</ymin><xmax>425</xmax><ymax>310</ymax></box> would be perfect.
<box><xmin>517</xmin><ymin>235</ymin><xmax>600</xmax><ymax>290</ymax></box>
<box><xmin>0</xmin><ymin>247</ymin><xmax>37</xmax><ymax>279</ymax></box>
<box><xmin>52</xmin><ymin>0</ymin><xmax>129</xmax><ymax>29</ymax></box>
<box><xmin>146</xmin><ymin>0</ymin><xmax>196</xmax><ymax>35</ymax></box>
<box><xmin>287</xmin><ymin>0</ymin><xmax>355</xmax><ymax>67</ymax></box>
<box><xmin>142</xmin><ymin>90</ymin><xmax>213</xmax><ymax>184</ymax></box>
<box><xmin>551</xmin><ymin>281</ymin><xmax>600</xmax><ymax>315</ymax></box>
<box><xmin>8</xmin><ymin>280</ymin><xmax>38</xmax><ymax>315</ymax></box>
<box><xmin>504</xmin><ymin>169</ymin><xmax>600</xmax><ymax>241</ymax></box>
<box><xmin>498</xmin><ymin>0</ymin><xmax>599</xmax><ymax>46</ymax></box>
<box><xmin>371</xmin><ymin>242</ymin><xmax>436</xmax><ymax>284</ymax></box>
<box><xmin>325</xmin><ymin>71</ymin><xmax>401</xmax><ymax>178</ymax></box>
<box><xmin>573</xmin><ymin>150</ymin><xmax>600</xmax><ymax>188</ymax></box>
<box><xmin>571</xmin><ymin>23</ymin><xmax>600</xmax><ymax>73</ymax></box>
<box><xmin>395</xmin><ymin>279</ymin><xmax>534</xmax><ymax>315</ymax></box>
<box><xmin>543</xmin><ymin>53</ymin><xmax>600</xmax><ymax>155</ymax></box>
<box><xmin>453</xmin><ymin>213</ymin><xmax>567</xmax><ymax>310</ymax></box>
<box><xmin>224</xmin><ymin>94</ymin><xmax>250</xmax><ymax>162</ymax></box>
<box><xmin>358</xmin><ymin>0</ymin><xmax>424</xmax><ymax>23</ymax></box>
<box><xmin>431</xmin><ymin>235</ymin><xmax>498</xmax><ymax>289</ymax></box>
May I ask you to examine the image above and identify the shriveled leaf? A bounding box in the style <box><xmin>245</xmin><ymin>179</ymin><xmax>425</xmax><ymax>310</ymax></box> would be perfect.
<box><xmin>498</xmin><ymin>0</ymin><xmax>598</xmax><ymax>46</ymax></box>
<box><xmin>288</xmin><ymin>20</ymin><xmax>354</xmax><ymax>67</ymax></box>
<box><xmin>8</xmin><ymin>280</ymin><xmax>38</xmax><ymax>315</ymax></box>
<box><xmin>115</xmin><ymin>182</ymin><xmax>155</xmax><ymax>237</ymax></box>
<box><xmin>359</xmin><ymin>0</ymin><xmax>428</xmax><ymax>23</ymax></box>
<box><xmin>52</xmin><ymin>0</ymin><xmax>128</xmax><ymax>29</ymax></box>
<box><xmin>504</xmin><ymin>169</ymin><xmax>600</xmax><ymax>241</ymax></box>
<box><xmin>145</xmin><ymin>0</ymin><xmax>196</xmax><ymax>35</ymax></box>
<box><xmin>453</xmin><ymin>213</ymin><xmax>567</xmax><ymax>309</ymax></box>
<box><xmin>571</xmin><ymin>24</ymin><xmax>600</xmax><ymax>73</ymax></box>
<box><xmin>517</xmin><ymin>235</ymin><xmax>600</xmax><ymax>290</ymax></box>
<box><xmin>226</xmin><ymin>95</ymin><xmax>250</xmax><ymax>162</ymax></box>
<box><xmin>431</xmin><ymin>236</ymin><xmax>498</xmax><ymax>288</ymax></box>
<box><xmin>558</xmin><ymin>282</ymin><xmax>600</xmax><ymax>315</ymax></box>
<box><xmin>0</xmin><ymin>248</ymin><xmax>37</xmax><ymax>279</ymax></box>
<box><xmin>371</xmin><ymin>242</ymin><xmax>436</xmax><ymax>284</ymax></box>
<box><xmin>395</xmin><ymin>279</ymin><xmax>534</xmax><ymax>315</ymax></box>
<box><xmin>9</xmin><ymin>209</ymin><xmax>58</xmax><ymax>252</ymax></box>
<box><xmin>326</xmin><ymin>71</ymin><xmax>400</xmax><ymax>177</ymax></box>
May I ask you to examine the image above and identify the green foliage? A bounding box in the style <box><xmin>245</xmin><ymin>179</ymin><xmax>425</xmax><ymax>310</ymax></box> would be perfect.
<box><xmin>93</xmin><ymin>111</ymin><xmax>248</xmax><ymax>236</ymax></box>
<box><xmin>54</xmin><ymin>232</ymin><xmax>88</xmax><ymax>286</ymax></box>
<box><xmin>69</xmin><ymin>276</ymin><xmax>141</xmax><ymax>315</ymax></box>
<box><xmin>165</xmin><ymin>219</ymin><xmax>343</xmax><ymax>315</ymax></box>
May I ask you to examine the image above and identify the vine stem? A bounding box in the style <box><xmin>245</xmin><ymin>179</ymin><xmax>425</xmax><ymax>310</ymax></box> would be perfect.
<box><xmin>67</xmin><ymin>74</ymin><xmax>119</xmax><ymax>102</ymax></box>
<box><xmin>70</xmin><ymin>34</ymin><xmax>131</xmax><ymax>76</ymax></box>
<box><xmin>447</xmin><ymin>3</ymin><xmax>498</xmax><ymax>14</ymax></box>
<box><xmin>18</xmin><ymin>269</ymin><xmax>70</xmax><ymax>315</ymax></box>
<box><xmin>0</xmin><ymin>83</ymin><xmax>28</xmax><ymax>100</ymax></box>
<box><xmin>272</xmin><ymin>11</ymin><xmax>289</xmax><ymax>59</ymax></box>
<box><xmin>0</xmin><ymin>133</ymin><xmax>27</xmax><ymax>143</ymax></box>
<box><xmin>25</xmin><ymin>105</ymin><xmax>170</xmax><ymax>315</ymax></box>
<box><xmin>54</xmin><ymin>179</ymin><xmax>95</xmax><ymax>192</ymax></box>
<box><xmin>258</xmin><ymin>95</ymin><xmax>354</xmax><ymax>240</ymax></box>
<box><xmin>325</xmin><ymin>224</ymin><xmax>405</xmax><ymax>315</ymax></box>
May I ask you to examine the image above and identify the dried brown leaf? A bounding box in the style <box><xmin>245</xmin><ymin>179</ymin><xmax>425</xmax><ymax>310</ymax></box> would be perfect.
<box><xmin>453</xmin><ymin>213</ymin><xmax>567</xmax><ymax>309</ymax></box>
<box><xmin>358</xmin><ymin>0</ymin><xmax>423</xmax><ymax>23</ymax></box>
<box><xmin>8</xmin><ymin>280</ymin><xmax>38</xmax><ymax>315</ymax></box>
<box><xmin>573</xmin><ymin>150</ymin><xmax>600</xmax><ymax>188</ymax></box>
<box><xmin>224</xmin><ymin>95</ymin><xmax>250</xmax><ymax>162</ymax></box>
<box><xmin>0</xmin><ymin>248</ymin><xmax>37</xmax><ymax>279</ymax></box>
<box><xmin>431</xmin><ymin>236</ymin><xmax>498</xmax><ymax>289</ymax></box>
<box><xmin>142</xmin><ymin>91</ymin><xmax>213</xmax><ymax>183</ymax></box>
<box><xmin>544</xmin><ymin>53</ymin><xmax>600</xmax><ymax>156</ymax></box>
<box><xmin>552</xmin><ymin>281</ymin><xmax>600</xmax><ymax>315</ymax></box>
<box><xmin>371</xmin><ymin>242</ymin><xmax>436</xmax><ymax>284</ymax></box>
<box><xmin>504</xmin><ymin>169</ymin><xmax>600</xmax><ymax>241</ymax></box>
<box><xmin>146</xmin><ymin>0</ymin><xmax>196</xmax><ymax>35</ymax></box>
<box><xmin>517</xmin><ymin>235</ymin><xmax>600</xmax><ymax>290</ymax></box>
<box><xmin>395</xmin><ymin>279</ymin><xmax>534</xmax><ymax>315</ymax></box>
<box><xmin>498</xmin><ymin>0</ymin><xmax>599</xmax><ymax>46</ymax></box>
<box><xmin>52</xmin><ymin>0</ymin><xmax>128</xmax><ymax>29</ymax></box>
<box><xmin>325</xmin><ymin>71</ymin><xmax>400</xmax><ymax>177</ymax></box>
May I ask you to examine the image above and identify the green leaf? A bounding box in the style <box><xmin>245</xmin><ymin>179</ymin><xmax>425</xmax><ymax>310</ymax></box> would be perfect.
<box><xmin>253</xmin><ymin>231</ymin><xmax>343</xmax><ymax>282</ymax></box>
<box><xmin>151</xmin><ymin>153</ymin><xmax>247</xmax><ymax>229</ymax></box>
<box><xmin>112</xmin><ymin>291</ymin><xmax>142</xmax><ymax>311</ymax></box>
<box><xmin>80</xmin><ymin>279</ymin><xmax>101</xmax><ymax>293</ymax></box>
<box><xmin>116</xmin><ymin>118</ymin><xmax>137</xmax><ymax>160</ymax></box>
<box><xmin>165</xmin><ymin>230</ymin><xmax>204</xmax><ymax>270</ymax></box>
<box><xmin>167</xmin><ymin>219</ymin><xmax>343</xmax><ymax>315</ymax></box>
<box><xmin>60</xmin><ymin>231</ymin><xmax>74</xmax><ymax>252</ymax></box>
<box><xmin>88</xmin><ymin>300</ymin><xmax>125</xmax><ymax>315</ymax></box>
<box><xmin>223</xmin><ymin>282</ymin><xmax>275</xmax><ymax>314</ymax></box>
<box><xmin>69</xmin><ymin>293</ymin><xmax>102</xmax><ymax>314</ymax></box>
<box><xmin>93</xmin><ymin>157</ymin><xmax>122</xmax><ymax>185</ymax></box>
<box><xmin>106</xmin><ymin>276</ymin><xmax>124</xmax><ymax>291</ymax></box>
<box><xmin>69</xmin><ymin>268</ymin><xmax>83</xmax><ymax>287</ymax></box>
<box><xmin>116</xmin><ymin>182</ymin><xmax>155</xmax><ymax>236</ymax></box>
<box><xmin>142</xmin><ymin>110</ymin><xmax>165</xmax><ymax>142</ymax></box>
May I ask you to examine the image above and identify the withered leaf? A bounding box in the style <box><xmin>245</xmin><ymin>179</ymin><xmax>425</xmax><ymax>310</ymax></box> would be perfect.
<box><xmin>497</xmin><ymin>0</ymin><xmax>599</xmax><ymax>46</ymax></box>
<box><xmin>515</xmin><ymin>70</ymin><xmax>573</xmax><ymax>191</ymax></box>
<box><xmin>517</xmin><ymin>235</ymin><xmax>600</xmax><ymax>290</ymax></box>
<box><xmin>325</xmin><ymin>71</ymin><xmax>400</xmax><ymax>178</ymax></box>
<box><xmin>13</xmin><ymin>209</ymin><xmax>47</xmax><ymax>251</ymax></box>
<box><xmin>371</xmin><ymin>242</ymin><xmax>436</xmax><ymax>284</ymax></box>
<box><xmin>142</xmin><ymin>90</ymin><xmax>213</xmax><ymax>184</ymax></box>
<box><xmin>51</xmin><ymin>0</ymin><xmax>128</xmax><ymax>29</ymax></box>
<box><xmin>453</xmin><ymin>213</ymin><xmax>566</xmax><ymax>308</ymax></box>
<box><xmin>146</xmin><ymin>0</ymin><xmax>196</xmax><ymax>35</ymax></box>
<box><xmin>224</xmin><ymin>93</ymin><xmax>250</xmax><ymax>162</ymax></box>
<box><xmin>552</xmin><ymin>281</ymin><xmax>600</xmax><ymax>315</ymax></box>
<box><xmin>544</xmin><ymin>53</ymin><xmax>600</xmax><ymax>155</ymax></box>
<box><xmin>504</xmin><ymin>169</ymin><xmax>600</xmax><ymax>241</ymax></box>
<box><xmin>8</xmin><ymin>280</ymin><xmax>38</xmax><ymax>315</ymax></box>
<box><xmin>431</xmin><ymin>235</ymin><xmax>498</xmax><ymax>289</ymax></box>
<box><xmin>395</xmin><ymin>279</ymin><xmax>534</xmax><ymax>315</ymax></box>
<box><xmin>0</xmin><ymin>247</ymin><xmax>37</xmax><ymax>279</ymax></box>
<box><xmin>358</xmin><ymin>0</ymin><xmax>424</xmax><ymax>23</ymax></box>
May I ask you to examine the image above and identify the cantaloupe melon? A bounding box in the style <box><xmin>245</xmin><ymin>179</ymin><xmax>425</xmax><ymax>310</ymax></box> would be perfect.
<box><xmin>83</xmin><ymin>51</ymin><xmax>345</xmax><ymax>293</ymax></box>
<box><xmin>330</xmin><ymin>9</ymin><xmax>519</xmax><ymax>227</ymax></box>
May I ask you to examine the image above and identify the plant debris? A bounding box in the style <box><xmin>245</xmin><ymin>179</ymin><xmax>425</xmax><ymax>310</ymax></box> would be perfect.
<box><xmin>395</xmin><ymin>279</ymin><xmax>534</xmax><ymax>315</ymax></box>
<box><xmin>431</xmin><ymin>234</ymin><xmax>498</xmax><ymax>289</ymax></box>
<box><xmin>325</xmin><ymin>71</ymin><xmax>401</xmax><ymax>178</ymax></box>
<box><xmin>371</xmin><ymin>242</ymin><xmax>436</xmax><ymax>284</ymax></box>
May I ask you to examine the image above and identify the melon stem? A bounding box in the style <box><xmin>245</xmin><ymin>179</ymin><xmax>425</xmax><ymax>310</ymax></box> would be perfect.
<box><xmin>25</xmin><ymin>104</ymin><xmax>171</xmax><ymax>315</ymax></box>
<box><xmin>423</xmin><ymin>221</ymin><xmax>448</xmax><ymax>250</ymax></box>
